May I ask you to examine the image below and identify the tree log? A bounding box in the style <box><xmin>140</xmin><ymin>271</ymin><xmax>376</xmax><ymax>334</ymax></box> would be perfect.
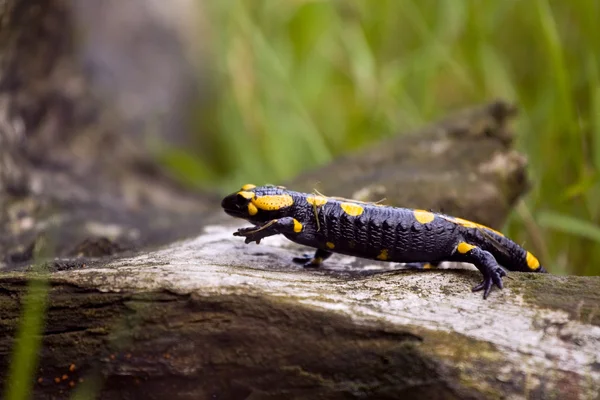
<box><xmin>0</xmin><ymin>225</ymin><xmax>598</xmax><ymax>399</ymax></box>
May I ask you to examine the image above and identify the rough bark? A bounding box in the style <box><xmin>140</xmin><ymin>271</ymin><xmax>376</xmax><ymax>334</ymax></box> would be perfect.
<box><xmin>0</xmin><ymin>229</ymin><xmax>599</xmax><ymax>400</ymax></box>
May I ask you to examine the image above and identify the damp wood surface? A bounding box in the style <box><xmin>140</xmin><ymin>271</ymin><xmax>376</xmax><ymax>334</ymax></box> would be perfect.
<box><xmin>0</xmin><ymin>229</ymin><xmax>599</xmax><ymax>400</ymax></box>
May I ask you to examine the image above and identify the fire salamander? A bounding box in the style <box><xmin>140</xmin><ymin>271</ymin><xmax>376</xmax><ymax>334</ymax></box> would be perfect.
<box><xmin>221</xmin><ymin>184</ymin><xmax>547</xmax><ymax>299</ymax></box>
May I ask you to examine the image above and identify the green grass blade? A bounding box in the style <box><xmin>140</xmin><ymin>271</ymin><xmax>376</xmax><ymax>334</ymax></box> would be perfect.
<box><xmin>538</xmin><ymin>211</ymin><xmax>600</xmax><ymax>243</ymax></box>
<box><xmin>534</xmin><ymin>0</ymin><xmax>573</xmax><ymax>126</ymax></box>
<box><xmin>4</xmin><ymin>274</ymin><xmax>49</xmax><ymax>400</ymax></box>
<box><xmin>590</xmin><ymin>56</ymin><xmax>600</xmax><ymax>172</ymax></box>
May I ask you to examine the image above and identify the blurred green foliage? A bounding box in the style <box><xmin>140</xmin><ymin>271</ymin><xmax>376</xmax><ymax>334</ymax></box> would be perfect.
<box><xmin>180</xmin><ymin>0</ymin><xmax>600</xmax><ymax>276</ymax></box>
<box><xmin>3</xmin><ymin>275</ymin><xmax>48</xmax><ymax>400</ymax></box>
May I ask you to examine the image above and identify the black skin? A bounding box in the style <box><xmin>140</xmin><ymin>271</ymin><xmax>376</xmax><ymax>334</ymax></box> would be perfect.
<box><xmin>222</xmin><ymin>185</ymin><xmax>547</xmax><ymax>299</ymax></box>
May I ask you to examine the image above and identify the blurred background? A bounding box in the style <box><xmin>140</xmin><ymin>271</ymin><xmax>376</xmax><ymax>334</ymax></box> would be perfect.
<box><xmin>83</xmin><ymin>0</ymin><xmax>600</xmax><ymax>276</ymax></box>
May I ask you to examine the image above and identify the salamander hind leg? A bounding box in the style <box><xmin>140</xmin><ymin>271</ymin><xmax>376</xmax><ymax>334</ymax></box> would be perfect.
<box><xmin>293</xmin><ymin>248</ymin><xmax>332</xmax><ymax>268</ymax></box>
<box><xmin>450</xmin><ymin>242</ymin><xmax>506</xmax><ymax>299</ymax></box>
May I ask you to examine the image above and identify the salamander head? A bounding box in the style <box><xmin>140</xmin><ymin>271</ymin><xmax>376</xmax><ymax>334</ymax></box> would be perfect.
<box><xmin>221</xmin><ymin>184</ymin><xmax>294</xmax><ymax>222</ymax></box>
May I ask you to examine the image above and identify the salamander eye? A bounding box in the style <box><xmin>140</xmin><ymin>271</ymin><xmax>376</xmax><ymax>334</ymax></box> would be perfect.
<box><xmin>236</xmin><ymin>191</ymin><xmax>255</xmax><ymax>204</ymax></box>
<box><xmin>221</xmin><ymin>190</ymin><xmax>256</xmax><ymax>218</ymax></box>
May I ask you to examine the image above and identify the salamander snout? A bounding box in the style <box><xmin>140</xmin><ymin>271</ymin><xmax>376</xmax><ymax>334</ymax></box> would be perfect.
<box><xmin>221</xmin><ymin>191</ymin><xmax>255</xmax><ymax>218</ymax></box>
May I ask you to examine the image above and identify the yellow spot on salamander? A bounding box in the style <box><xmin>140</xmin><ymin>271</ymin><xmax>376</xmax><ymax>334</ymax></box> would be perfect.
<box><xmin>238</xmin><ymin>191</ymin><xmax>255</xmax><ymax>200</ymax></box>
<box><xmin>306</xmin><ymin>195</ymin><xmax>328</xmax><ymax>206</ymax></box>
<box><xmin>241</xmin><ymin>184</ymin><xmax>256</xmax><ymax>190</ymax></box>
<box><xmin>442</xmin><ymin>216</ymin><xmax>504</xmax><ymax>237</ymax></box>
<box><xmin>414</xmin><ymin>209</ymin><xmax>435</xmax><ymax>224</ymax></box>
<box><xmin>377</xmin><ymin>249</ymin><xmax>389</xmax><ymax>261</ymax></box>
<box><xmin>340</xmin><ymin>202</ymin><xmax>364</xmax><ymax>216</ymax></box>
<box><xmin>457</xmin><ymin>242</ymin><xmax>476</xmax><ymax>254</ymax></box>
<box><xmin>293</xmin><ymin>219</ymin><xmax>303</xmax><ymax>233</ymax></box>
<box><xmin>252</xmin><ymin>194</ymin><xmax>294</xmax><ymax>211</ymax></box>
<box><xmin>248</xmin><ymin>203</ymin><xmax>258</xmax><ymax>216</ymax></box>
<box><xmin>526</xmin><ymin>251</ymin><xmax>540</xmax><ymax>270</ymax></box>
<box><xmin>423</xmin><ymin>263</ymin><xmax>433</xmax><ymax>269</ymax></box>
<box><xmin>313</xmin><ymin>257</ymin><xmax>323</xmax><ymax>264</ymax></box>
<box><xmin>326</xmin><ymin>242</ymin><xmax>335</xmax><ymax>249</ymax></box>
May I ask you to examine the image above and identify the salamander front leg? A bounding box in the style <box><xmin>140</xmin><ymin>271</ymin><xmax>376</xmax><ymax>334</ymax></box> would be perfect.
<box><xmin>233</xmin><ymin>217</ymin><xmax>302</xmax><ymax>244</ymax></box>
<box><xmin>293</xmin><ymin>248</ymin><xmax>332</xmax><ymax>268</ymax></box>
<box><xmin>450</xmin><ymin>242</ymin><xmax>506</xmax><ymax>299</ymax></box>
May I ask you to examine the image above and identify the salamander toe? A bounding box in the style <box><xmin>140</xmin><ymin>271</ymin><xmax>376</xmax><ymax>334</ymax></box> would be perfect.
<box><xmin>472</xmin><ymin>267</ymin><xmax>506</xmax><ymax>299</ymax></box>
